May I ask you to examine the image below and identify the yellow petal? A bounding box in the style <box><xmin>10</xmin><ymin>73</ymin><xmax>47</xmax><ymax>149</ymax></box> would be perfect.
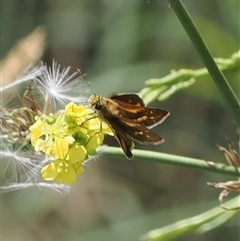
<box><xmin>68</xmin><ymin>145</ymin><xmax>87</xmax><ymax>164</ymax></box>
<box><xmin>41</xmin><ymin>162</ymin><xmax>58</xmax><ymax>180</ymax></box>
<box><xmin>53</xmin><ymin>138</ymin><xmax>69</xmax><ymax>159</ymax></box>
<box><xmin>74</xmin><ymin>164</ymin><xmax>84</xmax><ymax>174</ymax></box>
<box><xmin>87</xmin><ymin>133</ymin><xmax>104</xmax><ymax>149</ymax></box>
<box><xmin>55</xmin><ymin>164</ymin><xmax>77</xmax><ymax>184</ymax></box>
<box><xmin>29</xmin><ymin>118</ymin><xmax>44</xmax><ymax>143</ymax></box>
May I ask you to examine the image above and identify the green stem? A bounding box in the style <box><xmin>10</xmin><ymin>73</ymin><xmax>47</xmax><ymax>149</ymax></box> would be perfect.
<box><xmin>140</xmin><ymin>195</ymin><xmax>240</xmax><ymax>241</ymax></box>
<box><xmin>168</xmin><ymin>0</ymin><xmax>240</xmax><ymax>125</ymax></box>
<box><xmin>101</xmin><ymin>146</ymin><xmax>240</xmax><ymax>178</ymax></box>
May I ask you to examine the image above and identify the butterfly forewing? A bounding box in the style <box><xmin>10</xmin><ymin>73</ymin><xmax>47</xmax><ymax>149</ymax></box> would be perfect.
<box><xmin>104</xmin><ymin>98</ymin><xmax>169</xmax><ymax>128</ymax></box>
<box><xmin>135</xmin><ymin>108</ymin><xmax>170</xmax><ymax>128</ymax></box>
<box><xmin>110</xmin><ymin>94</ymin><xmax>145</xmax><ymax>107</ymax></box>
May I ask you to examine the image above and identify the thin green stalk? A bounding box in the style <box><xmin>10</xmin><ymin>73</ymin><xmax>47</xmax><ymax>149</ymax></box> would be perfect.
<box><xmin>140</xmin><ymin>195</ymin><xmax>240</xmax><ymax>241</ymax></box>
<box><xmin>101</xmin><ymin>146</ymin><xmax>240</xmax><ymax>178</ymax></box>
<box><xmin>168</xmin><ymin>0</ymin><xmax>240</xmax><ymax>125</ymax></box>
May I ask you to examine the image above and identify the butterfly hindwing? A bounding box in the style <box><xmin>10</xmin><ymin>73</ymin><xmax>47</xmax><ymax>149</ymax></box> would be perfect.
<box><xmin>106</xmin><ymin>118</ymin><xmax>134</xmax><ymax>159</ymax></box>
<box><xmin>116</xmin><ymin>117</ymin><xmax>164</xmax><ymax>144</ymax></box>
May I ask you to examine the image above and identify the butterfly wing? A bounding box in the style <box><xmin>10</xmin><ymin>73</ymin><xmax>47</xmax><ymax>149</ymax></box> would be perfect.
<box><xmin>110</xmin><ymin>93</ymin><xmax>145</xmax><ymax>107</ymax></box>
<box><xmin>105</xmin><ymin>118</ymin><xmax>134</xmax><ymax>159</ymax></box>
<box><xmin>94</xmin><ymin>94</ymin><xmax>169</xmax><ymax>159</ymax></box>
<box><xmin>117</xmin><ymin>117</ymin><xmax>164</xmax><ymax>144</ymax></box>
<box><xmin>104</xmin><ymin>98</ymin><xmax>169</xmax><ymax>128</ymax></box>
<box><xmin>106</xmin><ymin>116</ymin><xmax>164</xmax><ymax>144</ymax></box>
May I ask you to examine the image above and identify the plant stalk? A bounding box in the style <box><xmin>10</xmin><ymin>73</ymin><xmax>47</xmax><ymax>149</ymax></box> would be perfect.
<box><xmin>101</xmin><ymin>146</ymin><xmax>240</xmax><ymax>178</ymax></box>
<box><xmin>168</xmin><ymin>0</ymin><xmax>240</xmax><ymax>125</ymax></box>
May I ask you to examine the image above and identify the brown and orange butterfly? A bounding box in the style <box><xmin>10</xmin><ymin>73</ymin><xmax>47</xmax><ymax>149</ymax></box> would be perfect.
<box><xmin>88</xmin><ymin>93</ymin><xmax>170</xmax><ymax>159</ymax></box>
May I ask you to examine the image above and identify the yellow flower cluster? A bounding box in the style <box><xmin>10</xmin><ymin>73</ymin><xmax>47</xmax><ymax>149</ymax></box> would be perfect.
<box><xmin>29</xmin><ymin>102</ymin><xmax>112</xmax><ymax>184</ymax></box>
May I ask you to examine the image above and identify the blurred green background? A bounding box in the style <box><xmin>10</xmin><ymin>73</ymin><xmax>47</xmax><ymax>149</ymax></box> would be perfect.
<box><xmin>1</xmin><ymin>0</ymin><xmax>239</xmax><ymax>240</ymax></box>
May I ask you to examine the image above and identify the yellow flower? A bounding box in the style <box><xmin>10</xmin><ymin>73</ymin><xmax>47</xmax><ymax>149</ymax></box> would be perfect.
<box><xmin>101</xmin><ymin>122</ymin><xmax>113</xmax><ymax>135</ymax></box>
<box><xmin>41</xmin><ymin>141</ymin><xmax>87</xmax><ymax>184</ymax></box>
<box><xmin>41</xmin><ymin>159</ymin><xmax>79</xmax><ymax>184</ymax></box>
<box><xmin>30</xmin><ymin>102</ymin><xmax>113</xmax><ymax>185</ymax></box>
<box><xmin>29</xmin><ymin>117</ymin><xmax>44</xmax><ymax>146</ymax></box>
<box><xmin>65</xmin><ymin>102</ymin><xmax>93</xmax><ymax>125</ymax></box>
<box><xmin>84</xmin><ymin>115</ymin><xmax>113</xmax><ymax>137</ymax></box>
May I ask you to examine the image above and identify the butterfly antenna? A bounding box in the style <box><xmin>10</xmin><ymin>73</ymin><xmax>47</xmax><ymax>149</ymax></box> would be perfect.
<box><xmin>76</xmin><ymin>67</ymin><xmax>92</xmax><ymax>94</ymax></box>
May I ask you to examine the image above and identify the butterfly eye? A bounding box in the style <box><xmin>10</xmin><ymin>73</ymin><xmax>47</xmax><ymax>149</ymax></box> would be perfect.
<box><xmin>95</xmin><ymin>103</ymin><xmax>102</xmax><ymax>110</ymax></box>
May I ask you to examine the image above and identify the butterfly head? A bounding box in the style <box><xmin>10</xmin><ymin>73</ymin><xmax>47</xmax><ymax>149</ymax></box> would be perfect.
<box><xmin>88</xmin><ymin>94</ymin><xmax>104</xmax><ymax>111</ymax></box>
